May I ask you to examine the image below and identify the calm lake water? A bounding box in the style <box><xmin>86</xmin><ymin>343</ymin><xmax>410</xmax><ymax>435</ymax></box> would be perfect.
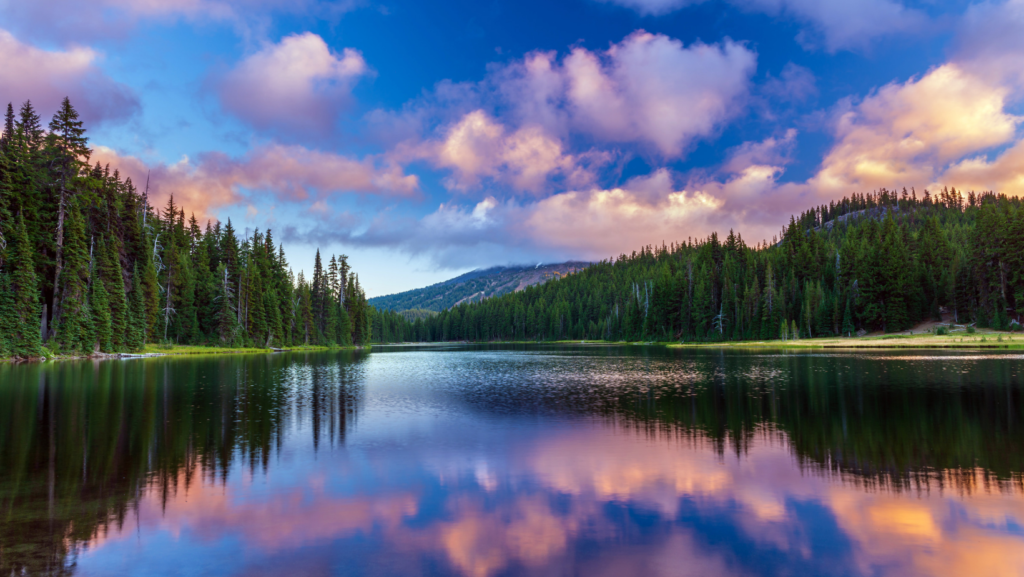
<box><xmin>2</xmin><ymin>345</ymin><xmax>1024</xmax><ymax>576</ymax></box>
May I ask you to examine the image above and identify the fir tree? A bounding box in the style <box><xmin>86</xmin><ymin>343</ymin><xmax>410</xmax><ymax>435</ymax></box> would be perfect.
<box><xmin>52</xmin><ymin>202</ymin><xmax>92</xmax><ymax>353</ymax></box>
<box><xmin>4</xmin><ymin>214</ymin><xmax>43</xmax><ymax>356</ymax></box>
<box><xmin>127</xmin><ymin>264</ymin><xmax>146</xmax><ymax>352</ymax></box>
<box><xmin>842</xmin><ymin>298</ymin><xmax>854</xmax><ymax>337</ymax></box>
<box><xmin>90</xmin><ymin>262</ymin><xmax>113</xmax><ymax>352</ymax></box>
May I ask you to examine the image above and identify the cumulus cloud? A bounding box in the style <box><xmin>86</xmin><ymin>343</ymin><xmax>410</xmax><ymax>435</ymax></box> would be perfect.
<box><xmin>562</xmin><ymin>32</ymin><xmax>756</xmax><ymax>156</ymax></box>
<box><xmin>282</xmin><ymin>155</ymin><xmax>797</xmax><ymax>268</ymax></box>
<box><xmin>92</xmin><ymin>143</ymin><xmax>418</xmax><ymax>221</ymax></box>
<box><xmin>216</xmin><ymin>32</ymin><xmax>370</xmax><ymax>139</ymax></box>
<box><xmin>379</xmin><ymin>31</ymin><xmax>756</xmax><ymax>195</ymax></box>
<box><xmin>810</xmin><ymin>64</ymin><xmax>1021</xmax><ymax>195</ymax></box>
<box><xmin>595</xmin><ymin>0</ymin><xmax>926</xmax><ymax>52</ymax></box>
<box><xmin>0</xmin><ymin>29</ymin><xmax>140</xmax><ymax>126</ymax></box>
<box><xmin>395</xmin><ymin>110</ymin><xmax>611</xmax><ymax>193</ymax></box>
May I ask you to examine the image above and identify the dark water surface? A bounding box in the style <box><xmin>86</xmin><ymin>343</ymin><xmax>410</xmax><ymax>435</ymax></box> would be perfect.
<box><xmin>2</xmin><ymin>345</ymin><xmax>1024</xmax><ymax>576</ymax></box>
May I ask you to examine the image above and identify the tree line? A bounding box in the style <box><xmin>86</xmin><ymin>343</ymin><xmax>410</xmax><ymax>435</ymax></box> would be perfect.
<box><xmin>387</xmin><ymin>187</ymin><xmax>1024</xmax><ymax>343</ymax></box>
<box><xmin>0</xmin><ymin>98</ymin><xmax>392</xmax><ymax>358</ymax></box>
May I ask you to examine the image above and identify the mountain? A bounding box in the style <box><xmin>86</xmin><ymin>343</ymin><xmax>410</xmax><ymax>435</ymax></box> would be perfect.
<box><xmin>369</xmin><ymin>262</ymin><xmax>591</xmax><ymax>312</ymax></box>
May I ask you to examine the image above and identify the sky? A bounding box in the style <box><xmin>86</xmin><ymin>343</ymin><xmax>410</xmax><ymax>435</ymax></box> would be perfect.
<box><xmin>1</xmin><ymin>0</ymin><xmax>1023</xmax><ymax>296</ymax></box>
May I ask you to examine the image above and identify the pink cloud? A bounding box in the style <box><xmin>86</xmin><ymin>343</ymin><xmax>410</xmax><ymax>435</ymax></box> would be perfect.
<box><xmin>92</xmin><ymin>143</ymin><xmax>418</xmax><ymax>221</ymax></box>
<box><xmin>0</xmin><ymin>29</ymin><xmax>140</xmax><ymax>126</ymax></box>
<box><xmin>216</xmin><ymin>32</ymin><xmax>371</xmax><ymax>139</ymax></box>
<box><xmin>379</xmin><ymin>31</ymin><xmax>755</xmax><ymax>195</ymax></box>
<box><xmin>809</xmin><ymin>64</ymin><xmax>1021</xmax><ymax>196</ymax></box>
<box><xmin>397</xmin><ymin>110</ymin><xmax>610</xmax><ymax>193</ymax></box>
<box><xmin>563</xmin><ymin>32</ymin><xmax>756</xmax><ymax>157</ymax></box>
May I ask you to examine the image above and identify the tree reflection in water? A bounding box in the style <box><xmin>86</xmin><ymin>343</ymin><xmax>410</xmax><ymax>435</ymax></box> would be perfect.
<box><xmin>0</xmin><ymin>346</ymin><xmax>1021</xmax><ymax>575</ymax></box>
<box><xmin>0</xmin><ymin>351</ymin><xmax>367</xmax><ymax>575</ymax></box>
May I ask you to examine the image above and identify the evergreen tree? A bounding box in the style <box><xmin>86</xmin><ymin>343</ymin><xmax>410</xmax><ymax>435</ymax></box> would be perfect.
<box><xmin>52</xmin><ymin>202</ymin><xmax>92</xmax><ymax>353</ymax></box>
<box><xmin>90</xmin><ymin>263</ymin><xmax>113</xmax><ymax>352</ymax></box>
<box><xmin>127</xmin><ymin>264</ymin><xmax>146</xmax><ymax>352</ymax></box>
<box><xmin>4</xmin><ymin>214</ymin><xmax>43</xmax><ymax>356</ymax></box>
<box><xmin>842</xmin><ymin>298</ymin><xmax>854</xmax><ymax>337</ymax></box>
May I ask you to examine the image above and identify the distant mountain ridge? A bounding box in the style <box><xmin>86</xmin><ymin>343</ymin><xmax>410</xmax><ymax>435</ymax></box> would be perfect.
<box><xmin>369</xmin><ymin>262</ymin><xmax>591</xmax><ymax>312</ymax></box>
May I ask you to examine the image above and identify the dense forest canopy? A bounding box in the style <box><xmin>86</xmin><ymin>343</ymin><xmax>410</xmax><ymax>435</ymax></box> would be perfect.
<box><xmin>375</xmin><ymin>187</ymin><xmax>1024</xmax><ymax>343</ymax></box>
<box><xmin>0</xmin><ymin>98</ymin><xmax>391</xmax><ymax>358</ymax></box>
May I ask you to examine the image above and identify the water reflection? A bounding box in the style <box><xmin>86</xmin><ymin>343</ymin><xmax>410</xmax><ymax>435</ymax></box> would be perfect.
<box><xmin>0</xmin><ymin>346</ymin><xmax>1022</xmax><ymax>576</ymax></box>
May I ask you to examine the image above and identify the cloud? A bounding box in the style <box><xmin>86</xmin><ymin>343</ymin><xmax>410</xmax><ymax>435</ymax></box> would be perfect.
<box><xmin>954</xmin><ymin>0</ymin><xmax>1024</xmax><ymax>89</ymax></box>
<box><xmin>281</xmin><ymin>155</ymin><xmax>797</xmax><ymax>268</ymax></box>
<box><xmin>810</xmin><ymin>64</ymin><xmax>1021</xmax><ymax>195</ymax></box>
<box><xmin>379</xmin><ymin>31</ymin><xmax>756</xmax><ymax>195</ymax></box>
<box><xmin>395</xmin><ymin>110</ymin><xmax>610</xmax><ymax>193</ymax></box>
<box><xmin>761</xmin><ymin>63</ymin><xmax>817</xmax><ymax>104</ymax></box>
<box><xmin>0</xmin><ymin>29</ymin><xmax>140</xmax><ymax>126</ymax></box>
<box><xmin>92</xmin><ymin>143</ymin><xmax>418</xmax><ymax>221</ymax></box>
<box><xmin>216</xmin><ymin>32</ymin><xmax>370</xmax><ymax>139</ymax></box>
<box><xmin>562</xmin><ymin>32</ymin><xmax>756</xmax><ymax>156</ymax></box>
<box><xmin>594</xmin><ymin>0</ymin><xmax>926</xmax><ymax>52</ymax></box>
<box><xmin>1</xmin><ymin>0</ymin><xmax>364</xmax><ymax>44</ymax></box>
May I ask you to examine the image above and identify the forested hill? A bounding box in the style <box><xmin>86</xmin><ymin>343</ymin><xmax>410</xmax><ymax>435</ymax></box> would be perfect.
<box><xmin>0</xmin><ymin>98</ymin><xmax>384</xmax><ymax>359</ymax></box>
<box><xmin>369</xmin><ymin>261</ymin><xmax>591</xmax><ymax>312</ymax></box>
<box><xmin>370</xmin><ymin>187</ymin><xmax>1024</xmax><ymax>344</ymax></box>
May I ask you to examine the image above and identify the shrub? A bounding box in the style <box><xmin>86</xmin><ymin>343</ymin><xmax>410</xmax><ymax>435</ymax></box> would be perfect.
<box><xmin>967</xmin><ymin>326</ymin><xmax>977</xmax><ymax>334</ymax></box>
<box><xmin>936</xmin><ymin>326</ymin><xmax>949</xmax><ymax>336</ymax></box>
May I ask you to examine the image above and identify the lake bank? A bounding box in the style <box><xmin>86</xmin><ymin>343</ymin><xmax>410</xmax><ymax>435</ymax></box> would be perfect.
<box><xmin>376</xmin><ymin>331</ymin><xmax>1024</xmax><ymax>350</ymax></box>
<box><xmin>668</xmin><ymin>330</ymin><xmax>1024</xmax><ymax>349</ymax></box>
<box><xmin>1</xmin><ymin>343</ymin><xmax>367</xmax><ymax>363</ymax></box>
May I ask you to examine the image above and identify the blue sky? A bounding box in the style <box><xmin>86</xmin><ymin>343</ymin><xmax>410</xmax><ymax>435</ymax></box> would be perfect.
<box><xmin>1</xmin><ymin>0</ymin><xmax>1023</xmax><ymax>296</ymax></box>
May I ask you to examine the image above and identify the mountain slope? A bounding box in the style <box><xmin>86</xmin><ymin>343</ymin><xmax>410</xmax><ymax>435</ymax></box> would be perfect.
<box><xmin>369</xmin><ymin>262</ymin><xmax>591</xmax><ymax>312</ymax></box>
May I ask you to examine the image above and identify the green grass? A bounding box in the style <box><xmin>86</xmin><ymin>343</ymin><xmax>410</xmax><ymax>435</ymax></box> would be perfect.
<box><xmin>140</xmin><ymin>343</ymin><xmax>356</xmax><ymax>356</ymax></box>
<box><xmin>667</xmin><ymin>330</ymin><xmax>1024</xmax><ymax>350</ymax></box>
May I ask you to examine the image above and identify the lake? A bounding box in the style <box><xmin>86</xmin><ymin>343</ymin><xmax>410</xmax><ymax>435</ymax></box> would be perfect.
<box><xmin>1</xmin><ymin>345</ymin><xmax>1023</xmax><ymax>576</ymax></box>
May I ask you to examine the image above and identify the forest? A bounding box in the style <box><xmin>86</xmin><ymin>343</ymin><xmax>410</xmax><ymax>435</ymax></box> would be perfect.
<box><xmin>0</xmin><ymin>98</ymin><xmax>392</xmax><ymax>359</ymax></box>
<box><xmin>377</xmin><ymin>187</ymin><xmax>1024</xmax><ymax>343</ymax></box>
<box><xmin>5</xmin><ymin>97</ymin><xmax>1023</xmax><ymax>354</ymax></box>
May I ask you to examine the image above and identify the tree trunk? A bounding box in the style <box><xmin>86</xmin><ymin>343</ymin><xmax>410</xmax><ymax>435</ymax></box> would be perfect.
<box><xmin>48</xmin><ymin>190</ymin><xmax>67</xmax><ymax>341</ymax></box>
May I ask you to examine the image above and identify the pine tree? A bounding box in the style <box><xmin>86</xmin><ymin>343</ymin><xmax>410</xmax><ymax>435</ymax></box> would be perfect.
<box><xmin>98</xmin><ymin>236</ymin><xmax>129</xmax><ymax>349</ymax></box>
<box><xmin>214</xmin><ymin>263</ymin><xmax>239</xmax><ymax>345</ymax></box>
<box><xmin>4</xmin><ymin>214</ymin><xmax>43</xmax><ymax>356</ymax></box>
<box><xmin>46</xmin><ymin>98</ymin><xmax>90</xmax><ymax>339</ymax></box>
<box><xmin>52</xmin><ymin>202</ymin><xmax>92</xmax><ymax>353</ymax></box>
<box><xmin>842</xmin><ymin>298</ymin><xmax>854</xmax><ymax>337</ymax></box>
<box><xmin>90</xmin><ymin>263</ymin><xmax>113</xmax><ymax>352</ymax></box>
<box><xmin>127</xmin><ymin>264</ymin><xmax>146</xmax><ymax>351</ymax></box>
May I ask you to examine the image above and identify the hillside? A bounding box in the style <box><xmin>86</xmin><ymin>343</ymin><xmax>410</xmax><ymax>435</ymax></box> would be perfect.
<box><xmin>369</xmin><ymin>262</ymin><xmax>591</xmax><ymax>312</ymax></box>
<box><xmin>369</xmin><ymin>187</ymin><xmax>1024</xmax><ymax>344</ymax></box>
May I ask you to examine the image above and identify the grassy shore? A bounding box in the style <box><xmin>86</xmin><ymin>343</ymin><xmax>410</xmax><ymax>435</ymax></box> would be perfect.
<box><xmin>1</xmin><ymin>343</ymin><xmax>365</xmax><ymax>362</ymax></box>
<box><xmin>140</xmin><ymin>343</ymin><xmax>361</xmax><ymax>356</ymax></box>
<box><xmin>667</xmin><ymin>329</ymin><xmax>1024</xmax><ymax>349</ymax></box>
<box><xmin>375</xmin><ymin>332</ymin><xmax>1024</xmax><ymax>350</ymax></box>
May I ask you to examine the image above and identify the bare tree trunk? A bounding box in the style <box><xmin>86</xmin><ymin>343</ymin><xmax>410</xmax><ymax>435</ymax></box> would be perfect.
<box><xmin>163</xmin><ymin>266</ymin><xmax>173</xmax><ymax>342</ymax></box>
<box><xmin>48</xmin><ymin>190</ymin><xmax>67</xmax><ymax>341</ymax></box>
<box><xmin>40</xmin><ymin>303</ymin><xmax>48</xmax><ymax>342</ymax></box>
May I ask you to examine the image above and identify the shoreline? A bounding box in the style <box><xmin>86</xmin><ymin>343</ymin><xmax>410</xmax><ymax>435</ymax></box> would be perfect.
<box><xmin>374</xmin><ymin>331</ymin><xmax>1024</xmax><ymax>350</ymax></box>
<box><xmin>2</xmin><ymin>344</ymin><xmax>369</xmax><ymax>363</ymax></box>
